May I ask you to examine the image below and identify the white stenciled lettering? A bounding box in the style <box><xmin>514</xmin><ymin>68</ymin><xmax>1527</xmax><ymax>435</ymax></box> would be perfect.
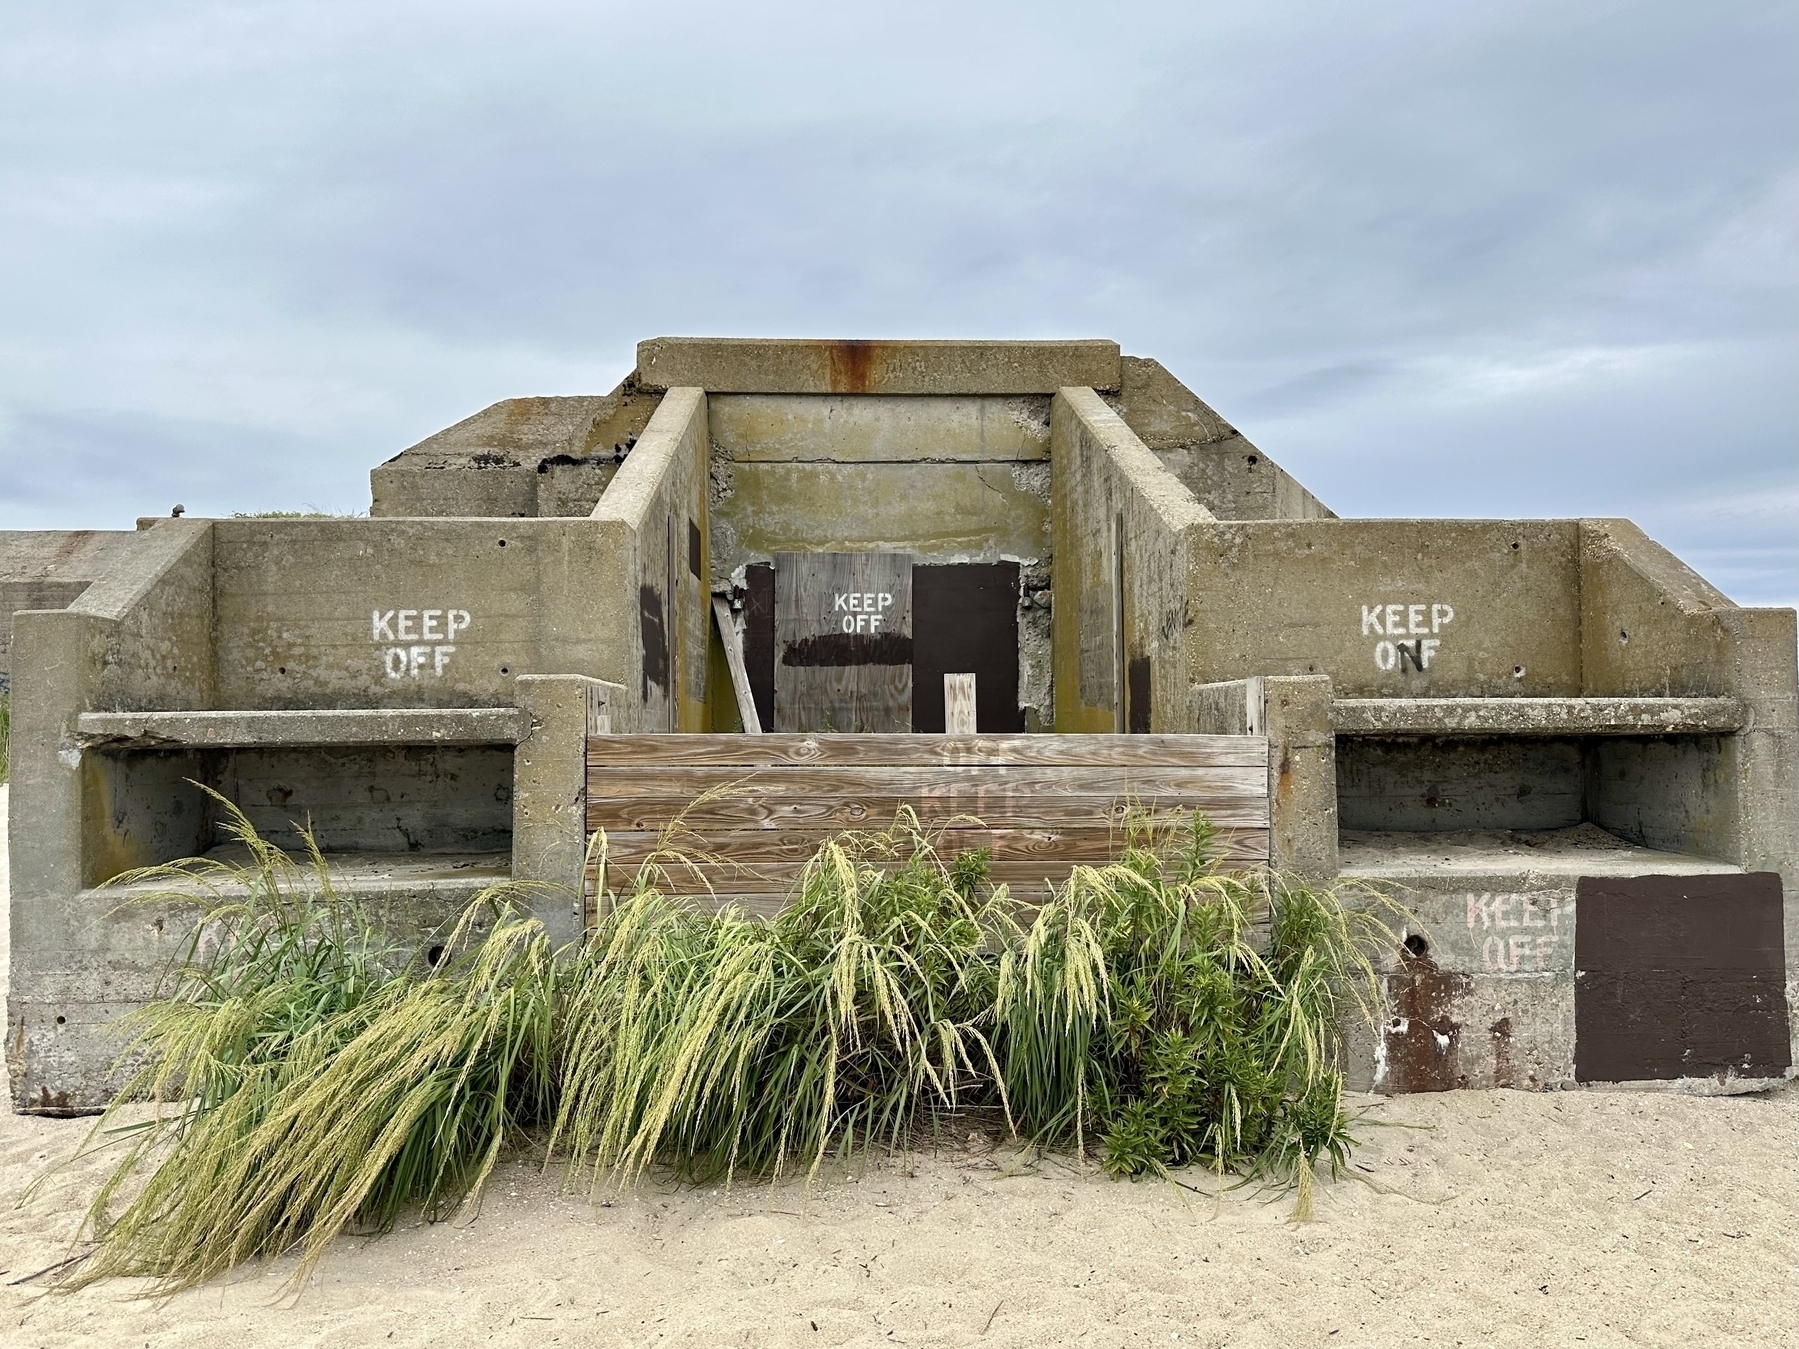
<box><xmin>1361</xmin><ymin>600</ymin><xmax>1458</xmax><ymax>674</ymax></box>
<box><xmin>878</xmin><ymin>592</ymin><xmax>893</xmax><ymax>610</ymax></box>
<box><xmin>834</xmin><ymin>593</ymin><xmax>848</xmax><ymax>611</ymax></box>
<box><xmin>373</xmin><ymin>604</ymin><xmax>469</xmax><ymax>679</ymax></box>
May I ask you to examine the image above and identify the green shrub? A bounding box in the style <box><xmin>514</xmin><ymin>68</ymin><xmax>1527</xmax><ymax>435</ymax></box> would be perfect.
<box><xmin>51</xmin><ymin>800</ymin><xmax>1395</xmax><ymax>1291</ymax></box>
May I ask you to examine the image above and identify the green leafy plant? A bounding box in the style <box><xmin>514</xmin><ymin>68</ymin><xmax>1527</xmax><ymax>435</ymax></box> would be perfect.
<box><xmin>997</xmin><ymin>810</ymin><xmax>1395</xmax><ymax>1215</ymax></box>
<box><xmin>54</xmin><ymin>796</ymin><xmax>558</xmax><ymax>1292</ymax></box>
<box><xmin>550</xmin><ymin>810</ymin><xmax>1013</xmax><ymax>1187</ymax></box>
<box><xmin>47</xmin><ymin>798</ymin><xmax>1397</xmax><ymax>1293</ymax></box>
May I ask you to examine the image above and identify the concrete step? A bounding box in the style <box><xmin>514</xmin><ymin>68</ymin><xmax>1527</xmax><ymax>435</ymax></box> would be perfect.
<box><xmin>74</xmin><ymin>706</ymin><xmax>528</xmax><ymax>749</ymax></box>
<box><xmin>1331</xmin><ymin>696</ymin><xmax>1743</xmax><ymax>737</ymax></box>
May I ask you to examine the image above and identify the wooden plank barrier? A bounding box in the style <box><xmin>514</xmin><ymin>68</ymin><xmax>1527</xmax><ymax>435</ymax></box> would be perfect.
<box><xmin>585</xmin><ymin>733</ymin><xmax>1270</xmax><ymax>915</ymax></box>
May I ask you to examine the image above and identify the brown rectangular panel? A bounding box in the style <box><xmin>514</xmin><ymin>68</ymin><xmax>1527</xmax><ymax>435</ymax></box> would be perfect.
<box><xmin>912</xmin><ymin>563</ymin><xmax>1022</xmax><ymax>733</ymax></box>
<box><xmin>587</xmin><ymin>732</ymin><xmax>1267</xmax><ymax>769</ymax></box>
<box><xmin>774</xmin><ymin>552</ymin><xmax>913</xmax><ymax>732</ymax></box>
<box><xmin>1574</xmin><ymin>872</ymin><xmax>1790</xmax><ymax>1082</ymax></box>
<box><xmin>742</xmin><ymin>562</ymin><xmax>775</xmax><ymax>734</ymax></box>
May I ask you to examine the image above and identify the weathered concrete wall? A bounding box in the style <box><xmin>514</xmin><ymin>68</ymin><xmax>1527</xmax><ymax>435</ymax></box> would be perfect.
<box><xmin>1051</xmin><ymin>387</ymin><xmax>1212</xmax><ymax>733</ymax></box>
<box><xmin>512</xmin><ymin>675</ymin><xmax>622</xmax><ymax>946</ymax></box>
<box><xmin>1193</xmin><ymin>675</ymin><xmax>1338</xmax><ymax>878</ymax></box>
<box><xmin>1338</xmin><ymin>737</ymin><xmax>1587</xmax><ymax>832</ymax></box>
<box><xmin>210</xmin><ymin>517</ymin><xmax>632</xmax><ymax>712</ymax></box>
<box><xmin>1184</xmin><ymin>520</ymin><xmax>1582</xmax><ymax>697</ymax></box>
<box><xmin>369</xmin><ymin>381</ymin><xmax>663</xmax><ymax>519</ymax></box>
<box><xmin>590</xmin><ymin>388</ymin><xmax>711</xmax><ymax>732</ymax></box>
<box><xmin>1340</xmin><ymin>828</ymin><xmax>1745</xmax><ymax>1093</ymax></box>
<box><xmin>0</xmin><ymin>531</ymin><xmax>142</xmax><ymax>692</ymax></box>
<box><xmin>1112</xmin><ymin>357</ymin><xmax>1334</xmax><ymax>522</ymax></box>
<box><xmin>8</xmin><ymin>521</ymin><xmax>218</xmax><ymax>1111</ymax></box>
<box><xmin>639</xmin><ymin>337</ymin><xmax>1121</xmax><ymax>395</ymax></box>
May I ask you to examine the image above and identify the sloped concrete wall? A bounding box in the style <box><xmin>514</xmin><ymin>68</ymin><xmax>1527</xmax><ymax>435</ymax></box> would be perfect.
<box><xmin>1050</xmin><ymin>387</ymin><xmax>1213</xmax><ymax>733</ymax></box>
<box><xmin>591</xmin><ymin>387</ymin><xmax>712</xmax><ymax>732</ymax></box>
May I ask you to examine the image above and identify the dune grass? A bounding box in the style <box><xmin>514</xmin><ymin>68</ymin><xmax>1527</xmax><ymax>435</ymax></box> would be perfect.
<box><xmin>49</xmin><ymin>800</ymin><xmax>1397</xmax><ymax>1292</ymax></box>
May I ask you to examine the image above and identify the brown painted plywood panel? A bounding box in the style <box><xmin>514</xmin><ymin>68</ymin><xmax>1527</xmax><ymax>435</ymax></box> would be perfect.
<box><xmin>912</xmin><ymin>563</ymin><xmax>1022</xmax><ymax>733</ymax></box>
<box><xmin>1573</xmin><ymin>872</ymin><xmax>1790</xmax><ymax>1082</ymax></box>
<box><xmin>774</xmin><ymin>552</ymin><xmax>913</xmax><ymax>733</ymax></box>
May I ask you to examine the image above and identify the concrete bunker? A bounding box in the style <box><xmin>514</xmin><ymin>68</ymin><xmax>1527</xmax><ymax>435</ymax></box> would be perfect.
<box><xmin>4</xmin><ymin>336</ymin><xmax>1793</xmax><ymax>1112</ymax></box>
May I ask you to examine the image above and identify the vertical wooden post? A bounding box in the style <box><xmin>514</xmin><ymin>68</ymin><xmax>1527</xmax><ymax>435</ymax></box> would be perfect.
<box><xmin>944</xmin><ymin>673</ymin><xmax>977</xmax><ymax>734</ymax></box>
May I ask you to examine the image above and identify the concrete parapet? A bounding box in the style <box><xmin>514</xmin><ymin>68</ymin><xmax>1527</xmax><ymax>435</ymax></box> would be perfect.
<box><xmin>590</xmin><ymin>388</ymin><xmax>711</xmax><ymax>731</ymax></box>
<box><xmin>369</xmin><ymin>384</ymin><xmax>662</xmax><ymax>519</ymax></box>
<box><xmin>638</xmin><ymin>338</ymin><xmax>1122</xmax><ymax>395</ymax></box>
<box><xmin>1051</xmin><ymin>387</ymin><xmax>1212</xmax><ymax>733</ymax></box>
<box><xmin>0</xmin><ymin>530</ymin><xmax>143</xmax><ymax>692</ymax></box>
<box><xmin>1112</xmin><ymin>356</ymin><xmax>1333</xmax><ymax>522</ymax></box>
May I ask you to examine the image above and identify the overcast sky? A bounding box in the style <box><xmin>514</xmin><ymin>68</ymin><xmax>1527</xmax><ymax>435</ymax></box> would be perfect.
<box><xmin>2</xmin><ymin>1</ymin><xmax>1794</xmax><ymax>605</ymax></box>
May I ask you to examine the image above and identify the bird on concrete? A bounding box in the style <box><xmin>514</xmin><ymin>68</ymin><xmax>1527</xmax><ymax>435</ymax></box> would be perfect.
<box><xmin>171</xmin><ymin>504</ymin><xmax>185</xmax><ymax>517</ymax></box>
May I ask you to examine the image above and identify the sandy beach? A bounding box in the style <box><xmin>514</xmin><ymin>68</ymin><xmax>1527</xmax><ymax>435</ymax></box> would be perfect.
<box><xmin>1</xmin><ymin>785</ymin><xmax>1794</xmax><ymax>1348</ymax></box>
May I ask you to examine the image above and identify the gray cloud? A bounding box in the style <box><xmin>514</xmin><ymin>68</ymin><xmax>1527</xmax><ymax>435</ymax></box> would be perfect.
<box><xmin>2</xmin><ymin>0</ymin><xmax>1793</xmax><ymax>602</ymax></box>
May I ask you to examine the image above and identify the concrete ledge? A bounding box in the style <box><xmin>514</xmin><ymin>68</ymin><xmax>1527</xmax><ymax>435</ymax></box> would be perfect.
<box><xmin>1332</xmin><ymin>696</ymin><xmax>1745</xmax><ymax>736</ymax></box>
<box><xmin>74</xmin><ymin>707</ymin><xmax>530</xmax><ymax>749</ymax></box>
<box><xmin>637</xmin><ymin>338</ymin><xmax>1122</xmax><ymax>395</ymax></box>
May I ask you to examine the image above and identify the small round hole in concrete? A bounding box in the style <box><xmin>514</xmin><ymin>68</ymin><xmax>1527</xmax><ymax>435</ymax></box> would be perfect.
<box><xmin>1403</xmin><ymin>934</ymin><xmax>1428</xmax><ymax>957</ymax></box>
<box><xmin>1512</xmin><ymin>665</ymin><xmax>1526</xmax><ymax>678</ymax></box>
<box><xmin>1510</xmin><ymin>541</ymin><xmax>1520</xmax><ymax>550</ymax></box>
<box><xmin>278</xmin><ymin>666</ymin><xmax>287</xmax><ymax>675</ymax></box>
<box><xmin>497</xmin><ymin>538</ymin><xmax>507</xmax><ymax>547</ymax></box>
<box><xmin>1246</xmin><ymin>454</ymin><xmax>1259</xmax><ymax>466</ymax></box>
<box><xmin>1619</xmin><ymin>630</ymin><xmax>1629</xmax><ymax>643</ymax></box>
<box><xmin>55</xmin><ymin>1015</ymin><xmax>67</xmax><ymax>1025</ymax></box>
<box><xmin>499</xmin><ymin>666</ymin><xmax>510</xmax><ymax>676</ymax></box>
<box><xmin>426</xmin><ymin>945</ymin><xmax>447</xmax><ymax>967</ymax></box>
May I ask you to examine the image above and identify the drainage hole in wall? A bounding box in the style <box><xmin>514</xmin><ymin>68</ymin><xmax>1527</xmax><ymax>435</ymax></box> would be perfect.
<box><xmin>278</xmin><ymin>666</ymin><xmax>287</xmax><ymax>675</ymax></box>
<box><xmin>1512</xmin><ymin>665</ymin><xmax>1526</xmax><ymax>678</ymax></box>
<box><xmin>426</xmin><ymin>945</ymin><xmax>447</xmax><ymax>967</ymax></box>
<box><xmin>499</xmin><ymin>666</ymin><xmax>510</xmax><ymax>676</ymax></box>
<box><xmin>1510</xmin><ymin>541</ymin><xmax>1520</xmax><ymax>550</ymax></box>
<box><xmin>1246</xmin><ymin>454</ymin><xmax>1259</xmax><ymax>466</ymax></box>
<box><xmin>1619</xmin><ymin>629</ymin><xmax>1629</xmax><ymax>643</ymax></box>
<box><xmin>55</xmin><ymin>1015</ymin><xmax>67</xmax><ymax>1025</ymax></box>
<box><xmin>497</xmin><ymin>538</ymin><xmax>507</xmax><ymax>547</ymax></box>
<box><xmin>1403</xmin><ymin>934</ymin><xmax>1429</xmax><ymax>958</ymax></box>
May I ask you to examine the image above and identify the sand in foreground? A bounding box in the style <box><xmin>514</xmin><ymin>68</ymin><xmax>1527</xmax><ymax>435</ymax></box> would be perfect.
<box><xmin>1</xmin><ymin>785</ymin><xmax>1793</xmax><ymax>1348</ymax></box>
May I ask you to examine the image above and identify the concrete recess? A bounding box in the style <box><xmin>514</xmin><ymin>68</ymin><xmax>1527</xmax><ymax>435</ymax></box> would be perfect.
<box><xmin>2</xmin><ymin>336</ymin><xmax>1793</xmax><ymax>1111</ymax></box>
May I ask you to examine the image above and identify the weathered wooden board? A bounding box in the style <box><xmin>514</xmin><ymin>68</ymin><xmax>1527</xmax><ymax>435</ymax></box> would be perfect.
<box><xmin>773</xmin><ymin>552</ymin><xmax>913</xmax><ymax>733</ymax></box>
<box><xmin>584</xmin><ymin>731</ymin><xmax>1271</xmax><ymax>908</ymax></box>
<box><xmin>587</xmin><ymin>733</ymin><xmax>1267</xmax><ymax>769</ymax></box>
